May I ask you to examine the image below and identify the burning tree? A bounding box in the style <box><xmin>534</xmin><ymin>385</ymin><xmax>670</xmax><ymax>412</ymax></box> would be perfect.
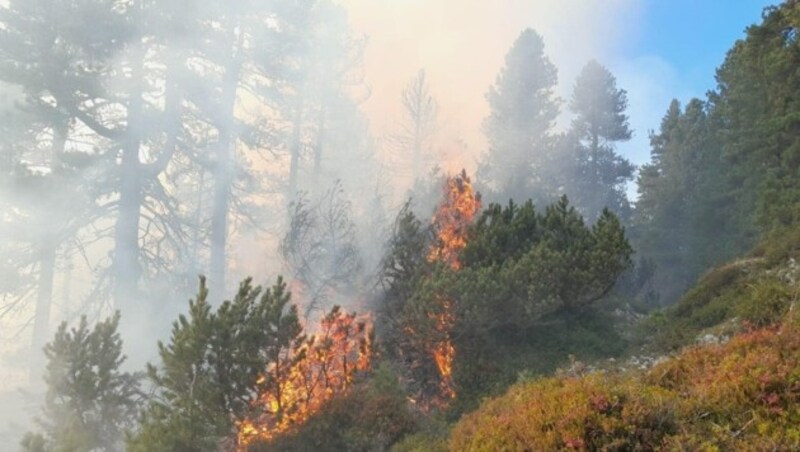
<box><xmin>427</xmin><ymin>169</ymin><xmax>482</xmax><ymax>270</ymax></box>
<box><xmin>238</xmin><ymin>306</ymin><xmax>372</xmax><ymax>448</ymax></box>
<box><xmin>380</xmin><ymin>174</ymin><xmax>632</xmax><ymax>413</ymax></box>
<box><xmin>423</xmin><ymin>170</ymin><xmax>481</xmax><ymax>405</ymax></box>
<box><xmin>128</xmin><ymin>276</ymin><xmax>372</xmax><ymax>451</ymax></box>
<box><xmin>379</xmin><ymin>170</ymin><xmax>481</xmax><ymax>411</ymax></box>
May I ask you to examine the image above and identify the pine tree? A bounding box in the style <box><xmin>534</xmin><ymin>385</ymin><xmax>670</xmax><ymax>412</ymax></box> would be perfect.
<box><xmin>0</xmin><ymin>0</ymin><xmax>129</xmax><ymax>368</ymax></box>
<box><xmin>634</xmin><ymin>99</ymin><xmax>739</xmax><ymax>303</ymax></box>
<box><xmin>22</xmin><ymin>313</ymin><xmax>140</xmax><ymax>452</ymax></box>
<box><xmin>713</xmin><ymin>1</ymin><xmax>800</xmax><ymax>229</ymax></box>
<box><xmin>478</xmin><ymin>28</ymin><xmax>560</xmax><ymax>203</ymax></box>
<box><xmin>129</xmin><ymin>276</ymin><xmax>304</xmax><ymax>451</ymax></box>
<box><xmin>565</xmin><ymin>60</ymin><xmax>634</xmax><ymax>220</ymax></box>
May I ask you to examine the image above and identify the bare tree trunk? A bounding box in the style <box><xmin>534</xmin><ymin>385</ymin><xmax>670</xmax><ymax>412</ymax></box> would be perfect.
<box><xmin>31</xmin><ymin>241</ymin><xmax>56</xmax><ymax>350</ymax></box>
<box><xmin>30</xmin><ymin>122</ymin><xmax>67</xmax><ymax>379</ymax></box>
<box><xmin>209</xmin><ymin>36</ymin><xmax>242</xmax><ymax>298</ymax></box>
<box><xmin>60</xmin><ymin>256</ymin><xmax>73</xmax><ymax>319</ymax></box>
<box><xmin>313</xmin><ymin>104</ymin><xmax>326</xmax><ymax>179</ymax></box>
<box><xmin>112</xmin><ymin>44</ymin><xmax>145</xmax><ymax>311</ymax></box>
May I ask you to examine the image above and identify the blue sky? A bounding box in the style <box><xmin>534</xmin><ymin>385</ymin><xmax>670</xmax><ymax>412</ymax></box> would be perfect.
<box><xmin>628</xmin><ymin>0</ymin><xmax>774</xmax><ymax>99</ymax></box>
<box><xmin>612</xmin><ymin>0</ymin><xmax>775</xmax><ymax>194</ymax></box>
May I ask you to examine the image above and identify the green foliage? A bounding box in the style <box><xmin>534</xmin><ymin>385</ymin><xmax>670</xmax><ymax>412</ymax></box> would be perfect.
<box><xmin>391</xmin><ymin>433</ymin><xmax>448</xmax><ymax>452</ymax></box>
<box><xmin>641</xmin><ymin>259</ymin><xmax>761</xmax><ymax>351</ymax></box>
<box><xmin>635</xmin><ymin>98</ymin><xmax>745</xmax><ymax>305</ymax></box>
<box><xmin>450</xmin><ymin>311</ymin><xmax>800</xmax><ymax>451</ymax></box>
<box><xmin>455</xmin><ymin>197</ymin><xmax>632</xmax><ymax>328</ymax></box>
<box><xmin>754</xmin><ymin>223</ymin><xmax>800</xmax><ymax>266</ymax></box>
<box><xmin>715</xmin><ymin>1</ymin><xmax>800</xmax><ymax>230</ymax></box>
<box><xmin>378</xmin><ymin>200</ymin><xmax>434</xmax><ymax>389</ymax></box>
<box><xmin>128</xmin><ymin>276</ymin><xmax>304</xmax><ymax>451</ymax></box>
<box><xmin>635</xmin><ymin>1</ymin><xmax>800</xmax><ymax>305</ymax></box>
<box><xmin>641</xmin><ymin>226</ymin><xmax>800</xmax><ymax>352</ymax></box>
<box><xmin>381</xmin><ymin>196</ymin><xmax>632</xmax><ymax>414</ymax></box>
<box><xmin>22</xmin><ymin>313</ymin><xmax>140</xmax><ymax>452</ymax></box>
<box><xmin>449</xmin><ymin>306</ymin><xmax>628</xmax><ymax>418</ymax></box>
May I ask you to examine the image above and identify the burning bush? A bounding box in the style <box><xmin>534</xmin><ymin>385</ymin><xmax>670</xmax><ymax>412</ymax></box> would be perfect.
<box><xmin>238</xmin><ymin>307</ymin><xmax>373</xmax><ymax>447</ymax></box>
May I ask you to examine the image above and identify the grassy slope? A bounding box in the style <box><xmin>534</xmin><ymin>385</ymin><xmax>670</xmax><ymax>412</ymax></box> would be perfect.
<box><xmin>443</xmin><ymin>231</ymin><xmax>800</xmax><ymax>451</ymax></box>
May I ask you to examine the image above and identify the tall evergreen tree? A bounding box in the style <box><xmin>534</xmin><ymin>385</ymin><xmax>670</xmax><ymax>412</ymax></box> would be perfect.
<box><xmin>713</xmin><ymin>1</ymin><xmax>800</xmax><ymax>229</ymax></box>
<box><xmin>478</xmin><ymin>28</ymin><xmax>560</xmax><ymax>203</ymax></box>
<box><xmin>565</xmin><ymin>60</ymin><xmax>634</xmax><ymax>221</ymax></box>
<box><xmin>0</xmin><ymin>0</ymin><xmax>132</xmax><ymax>363</ymax></box>
<box><xmin>634</xmin><ymin>99</ymin><xmax>739</xmax><ymax>303</ymax></box>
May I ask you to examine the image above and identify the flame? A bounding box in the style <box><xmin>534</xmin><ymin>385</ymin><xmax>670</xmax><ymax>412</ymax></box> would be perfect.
<box><xmin>236</xmin><ymin>308</ymin><xmax>373</xmax><ymax>449</ymax></box>
<box><xmin>427</xmin><ymin>169</ymin><xmax>481</xmax><ymax>270</ymax></box>
<box><xmin>430</xmin><ymin>299</ymin><xmax>456</xmax><ymax>401</ymax></box>
<box><xmin>425</xmin><ymin>170</ymin><xmax>480</xmax><ymax>407</ymax></box>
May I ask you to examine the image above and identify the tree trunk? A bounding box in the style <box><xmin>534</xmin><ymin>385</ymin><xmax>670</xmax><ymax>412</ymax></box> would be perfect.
<box><xmin>31</xmin><ymin>240</ymin><xmax>56</xmax><ymax>353</ymax></box>
<box><xmin>30</xmin><ymin>122</ymin><xmax>67</xmax><ymax>379</ymax></box>
<box><xmin>112</xmin><ymin>44</ymin><xmax>145</xmax><ymax>311</ymax></box>
<box><xmin>209</xmin><ymin>36</ymin><xmax>242</xmax><ymax>298</ymax></box>
<box><xmin>313</xmin><ymin>104</ymin><xmax>326</xmax><ymax>179</ymax></box>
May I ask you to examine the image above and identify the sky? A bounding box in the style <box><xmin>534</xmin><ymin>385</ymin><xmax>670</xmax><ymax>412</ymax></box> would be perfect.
<box><xmin>336</xmin><ymin>0</ymin><xmax>775</xmax><ymax>193</ymax></box>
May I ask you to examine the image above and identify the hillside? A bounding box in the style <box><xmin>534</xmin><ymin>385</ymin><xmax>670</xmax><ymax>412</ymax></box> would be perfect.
<box><xmin>437</xmin><ymin>233</ymin><xmax>800</xmax><ymax>451</ymax></box>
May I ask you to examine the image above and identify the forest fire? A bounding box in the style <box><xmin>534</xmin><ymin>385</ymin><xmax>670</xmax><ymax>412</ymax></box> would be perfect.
<box><xmin>427</xmin><ymin>169</ymin><xmax>482</xmax><ymax>270</ymax></box>
<box><xmin>236</xmin><ymin>308</ymin><xmax>372</xmax><ymax>449</ymax></box>
<box><xmin>425</xmin><ymin>170</ymin><xmax>481</xmax><ymax>406</ymax></box>
<box><xmin>430</xmin><ymin>299</ymin><xmax>457</xmax><ymax>402</ymax></box>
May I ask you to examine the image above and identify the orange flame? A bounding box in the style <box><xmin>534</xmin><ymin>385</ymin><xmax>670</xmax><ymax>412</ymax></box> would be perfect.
<box><xmin>425</xmin><ymin>170</ymin><xmax>480</xmax><ymax>407</ymax></box>
<box><xmin>427</xmin><ymin>169</ymin><xmax>481</xmax><ymax>270</ymax></box>
<box><xmin>430</xmin><ymin>299</ymin><xmax>456</xmax><ymax>402</ymax></box>
<box><xmin>236</xmin><ymin>308</ymin><xmax>373</xmax><ymax>449</ymax></box>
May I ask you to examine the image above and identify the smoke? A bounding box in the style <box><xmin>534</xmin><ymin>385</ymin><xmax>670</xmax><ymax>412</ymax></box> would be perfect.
<box><xmin>0</xmin><ymin>0</ymin><xmax>768</xmax><ymax>447</ymax></box>
<box><xmin>339</xmin><ymin>0</ymin><xmax>643</xmax><ymax>180</ymax></box>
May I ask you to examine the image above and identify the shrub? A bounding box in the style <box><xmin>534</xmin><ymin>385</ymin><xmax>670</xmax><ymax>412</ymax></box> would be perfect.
<box><xmin>252</xmin><ymin>363</ymin><xmax>419</xmax><ymax>452</ymax></box>
<box><xmin>450</xmin><ymin>311</ymin><xmax>800</xmax><ymax>451</ymax></box>
<box><xmin>736</xmin><ymin>278</ymin><xmax>793</xmax><ymax>327</ymax></box>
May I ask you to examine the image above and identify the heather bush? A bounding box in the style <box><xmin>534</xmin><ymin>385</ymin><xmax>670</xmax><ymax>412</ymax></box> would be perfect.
<box><xmin>450</xmin><ymin>312</ymin><xmax>800</xmax><ymax>450</ymax></box>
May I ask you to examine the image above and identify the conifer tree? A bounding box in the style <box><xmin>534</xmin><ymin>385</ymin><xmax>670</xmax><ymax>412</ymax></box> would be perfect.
<box><xmin>565</xmin><ymin>60</ymin><xmax>634</xmax><ymax>220</ymax></box>
<box><xmin>713</xmin><ymin>1</ymin><xmax>800</xmax><ymax>229</ymax></box>
<box><xmin>634</xmin><ymin>99</ymin><xmax>738</xmax><ymax>303</ymax></box>
<box><xmin>129</xmin><ymin>276</ymin><xmax>304</xmax><ymax>451</ymax></box>
<box><xmin>22</xmin><ymin>313</ymin><xmax>140</xmax><ymax>452</ymax></box>
<box><xmin>478</xmin><ymin>28</ymin><xmax>560</xmax><ymax>203</ymax></box>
